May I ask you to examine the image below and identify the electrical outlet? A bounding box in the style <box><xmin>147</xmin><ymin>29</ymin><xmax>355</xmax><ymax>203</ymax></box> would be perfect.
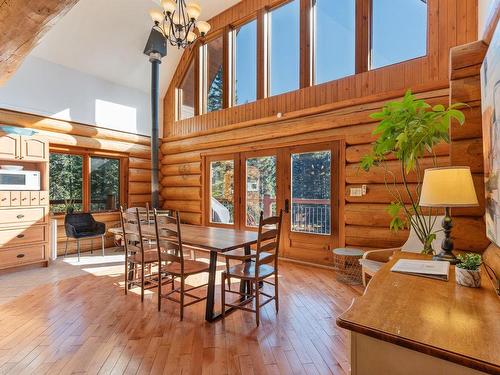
<box><xmin>350</xmin><ymin>187</ymin><xmax>363</xmax><ymax>197</ymax></box>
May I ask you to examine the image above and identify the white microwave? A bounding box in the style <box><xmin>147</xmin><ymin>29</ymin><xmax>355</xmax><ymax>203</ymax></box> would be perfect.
<box><xmin>0</xmin><ymin>170</ymin><xmax>40</xmax><ymax>191</ymax></box>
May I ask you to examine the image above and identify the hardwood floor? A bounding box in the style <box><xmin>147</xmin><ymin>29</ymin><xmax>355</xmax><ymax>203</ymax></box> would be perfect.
<box><xmin>0</xmin><ymin>254</ymin><xmax>360</xmax><ymax>374</ymax></box>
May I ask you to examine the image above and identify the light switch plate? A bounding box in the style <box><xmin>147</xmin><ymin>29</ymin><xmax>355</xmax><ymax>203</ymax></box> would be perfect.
<box><xmin>350</xmin><ymin>187</ymin><xmax>363</xmax><ymax>197</ymax></box>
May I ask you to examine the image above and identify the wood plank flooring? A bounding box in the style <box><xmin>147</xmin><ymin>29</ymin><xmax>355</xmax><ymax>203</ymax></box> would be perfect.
<box><xmin>0</xmin><ymin>254</ymin><xmax>360</xmax><ymax>374</ymax></box>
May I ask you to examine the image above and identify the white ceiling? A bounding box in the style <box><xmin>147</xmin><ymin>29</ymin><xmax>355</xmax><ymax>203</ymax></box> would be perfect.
<box><xmin>31</xmin><ymin>0</ymin><xmax>239</xmax><ymax>97</ymax></box>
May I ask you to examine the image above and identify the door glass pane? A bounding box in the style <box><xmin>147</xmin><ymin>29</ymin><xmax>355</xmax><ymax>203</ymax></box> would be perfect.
<box><xmin>269</xmin><ymin>0</ymin><xmax>300</xmax><ymax>96</ymax></box>
<box><xmin>371</xmin><ymin>0</ymin><xmax>427</xmax><ymax>69</ymax></box>
<box><xmin>210</xmin><ymin>160</ymin><xmax>234</xmax><ymax>224</ymax></box>
<box><xmin>246</xmin><ymin>156</ymin><xmax>277</xmax><ymax>227</ymax></box>
<box><xmin>234</xmin><ymin>20</ymin><xmax>257</xmax><ymax>105</ymax></box>
<box><xmin>206</xmin><ymin>36</ymin><xmax>224</xmax><ymax>112</ymax></box>
<box><xmin>314</xmin><ymin>0</ymin><xmax>355</xmax><ymax>84</ymax></box>
<box><xmin>90</xmin><ymin>157</ymin><xmax>120</xmax><ymax>212</ymax></box>
<box><xmin>178</xmin><ymin>60</ymin><xmax>195</xmax><ymax>120</ymax></box>
<box><xmin>291</xmin><ymin>151</ymin><xmax>331</xmax><ymax>235</ymax></box>
<box><xmin>49</xmin><ymin>153</ymin><xmax>83</xmax><ymax>213</ymax></box>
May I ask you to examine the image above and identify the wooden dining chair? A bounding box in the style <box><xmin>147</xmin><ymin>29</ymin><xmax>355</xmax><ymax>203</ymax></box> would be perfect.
<box><xmin>119</xmin><ymin>207</ymin><xmax>159</xmax><ymax>301</ymax></box>
<box><xmin>153</xmin><ymin>209</ymin><xmax>210</xmax><ymax>320</ymax></box>
<box><xmin>221</xmin><ymin>210</ymin><xmax>283</xmax><ymax>326</ymax></box>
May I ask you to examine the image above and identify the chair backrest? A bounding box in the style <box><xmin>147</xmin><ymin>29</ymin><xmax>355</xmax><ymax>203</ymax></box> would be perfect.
<box><xmin>153</xmin><ymin>209</ymin><xmax>184</xmax><ymax>272</ymax></box>
<box><xmin>126</xmin><ymin>205</ymin><xmax>150</xmax><ymax>223</ymax></box>
<box><xmin>119</xmin><ymin>207</ymin><xmax>146</xmax><ymax>256</ymax></box>
<box><xmin>401</xmin><ymin>215</ymin><xmax>445</xmax><ymax>253</ymax></box>
<box><xmin>255</xmin><ymin>210</ymin><xmax>283</xmax><ymax>274</ymax></box>
<box><xmin>64</xmin><ymin>213</ymin><xmax>95</xmax><ymax>235</ymax></box>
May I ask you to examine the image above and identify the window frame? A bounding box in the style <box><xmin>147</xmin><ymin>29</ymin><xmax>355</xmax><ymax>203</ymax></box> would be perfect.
<box><xmin>49</xmin><ymin>146</ymin><xmax>128</xmax><ymax>215</ymax></box>
<box><xmin>175</xmin><ymin>49</ymin><xmax>199</xmax><ymax>121</ymax></box>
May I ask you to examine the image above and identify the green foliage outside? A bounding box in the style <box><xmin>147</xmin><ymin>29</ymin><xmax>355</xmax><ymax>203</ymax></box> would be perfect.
<box><xmin>49</xmin><ymin>153</ymin><xmax>120</xmax><ymax>214</ymax></box>
<box><xmin>360</xmin><ymin>90</ymin><xmax>465</xmax><ymax>254</ymax></box>
<box><xmin>456</xmin><ymin>253</ymin><xmax>482</xmax><ymax>271</ymax></box>
<box><xmin>207</xmin><ymin>67</ymin><xmax>223</xmax><ymax>112</ymax></box>
<box><xmin>49</xmin><ymin>154</ymin><xmax>83</xmax><ymax>213</ymax></box>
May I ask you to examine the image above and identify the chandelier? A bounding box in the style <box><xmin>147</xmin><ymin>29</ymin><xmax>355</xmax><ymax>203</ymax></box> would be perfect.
<box><xmin>149</xmin><ymin>0</ymin><xmax>211</xmax><ymax>49</ymax></box>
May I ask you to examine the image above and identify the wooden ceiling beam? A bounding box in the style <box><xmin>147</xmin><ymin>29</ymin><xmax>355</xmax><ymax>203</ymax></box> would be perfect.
<box><xmin>0</xmin><ymin>0</ymin><xmax>79</xmax><ymax>86</ymax></box>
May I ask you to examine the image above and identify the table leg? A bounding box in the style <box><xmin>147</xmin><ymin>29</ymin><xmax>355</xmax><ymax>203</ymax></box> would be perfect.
<box><xmin>205</xmin><ymin>250</ymin><xmax>218</xmax><ymax>322</ymax></box>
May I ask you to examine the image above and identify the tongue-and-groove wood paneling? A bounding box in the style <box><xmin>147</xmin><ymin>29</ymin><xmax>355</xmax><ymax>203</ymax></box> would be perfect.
<box><xmin>159</xmin><ymin>0</ymin><xmax>483</xmax><ymax>264</ymax></box>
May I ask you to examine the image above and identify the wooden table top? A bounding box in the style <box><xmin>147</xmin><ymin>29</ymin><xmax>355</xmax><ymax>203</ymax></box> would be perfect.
<box><xmin>337</xmin><ymin>252</ymin><xmax>500</xmax><ymax>374</ymax></box>
<box><xmin>108</xmin><ymin>224</ymin><xmax>258</xmax><ymax>252</ymax></box>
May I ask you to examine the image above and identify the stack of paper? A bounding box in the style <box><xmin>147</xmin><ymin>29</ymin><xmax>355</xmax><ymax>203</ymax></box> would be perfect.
<box><xmin>390</xmin><ymin>259</ymin><xmax>450</xmax><ymax>281</ymax></box>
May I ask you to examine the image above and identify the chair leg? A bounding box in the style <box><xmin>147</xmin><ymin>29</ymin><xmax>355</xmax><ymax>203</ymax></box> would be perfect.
<box><xmin>275</xmin><ymin>273</ymin><xmax>279</xmax><ymax>313</ymax></box>
<box><xmin>180</xmin><ymin>277</ymin><xmax>185</xmax><ymax>321</ymax></box>
<box><xmin>255</xmin><ymin>280</ymin><xmax>260</xmax><ymax>327</ymax></box>
<box><xmin>64</xmin><ymin>239</ymin><xmax>69</xmax><ymax>258</ymax></box>
<box><xmin>141</xmin><ymin>262</ymin><xmax>145</xmax><ymax>302</ymax></box>
<box><xmin>102</xmin><ymin>235</ymin><xmax>105</xmax><ymax>256</ymax></box>
<box><xmin>221</xmin><ymin>272</ymin><xmax>226</xmax><ymax>319</ymax></box>
<box><xmin>225</xmin><ymin>258</ymin><xmax>231</xmax><ymax>291</ymax></box>
<box><xmin>124</xmin><ymin>255</ymin><xmax>128</xmax><ymax>295</ymax></box>
<box><xmin>362</xmin><ymin>270</ymin><xmax>367</xmax><ymax>288</ymax></box>
<box><xmin>77</xmin><ymin>239</ymin><xmax>80</xmax><ymax>262</ymax></box>
<box><xmin>158</xmin><ymin>264</ymin><xmax>162</xmax><ymax>311</ymax></box>
<box><xmin>90</xmin><ymin>239</ymin><xmax>93</xmax><ymax>254</ymax></box>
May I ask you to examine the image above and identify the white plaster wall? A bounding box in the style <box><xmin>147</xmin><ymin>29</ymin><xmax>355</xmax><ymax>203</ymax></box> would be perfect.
<box><xmin>0</xmin><ymin>56</ymin><xmax>152</xmax><ymax>136</ymax></box>
<box><xmin>479</xmin><ymin>0</ymin><xmax>496</xmax><ymax>39</ymax></box>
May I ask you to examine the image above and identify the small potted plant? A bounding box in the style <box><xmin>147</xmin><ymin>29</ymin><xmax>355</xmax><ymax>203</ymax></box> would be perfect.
<box><xmin>455</xmin><ymin>253</ymin><xmax>482</xmax><ymax>288</ymax></box>
<box><xmin>64</xmin><ymin>198</ymin><xmax>75</xmax><ymax>214</ymax></box>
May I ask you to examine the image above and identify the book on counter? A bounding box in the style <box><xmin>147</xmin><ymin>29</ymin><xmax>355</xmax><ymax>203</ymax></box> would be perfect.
<box><xmin>390</xmin><ymin>259</ymin><xmax>450</xmax><ymax>281</ymax></box>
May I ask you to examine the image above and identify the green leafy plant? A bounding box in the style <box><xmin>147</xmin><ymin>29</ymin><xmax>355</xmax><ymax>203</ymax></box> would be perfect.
<box><xmin>64</xmin><ymin>198</ymin><xmax>75</xmax><ymax>214</ymax></box>
<box><xmin>360</xmin><ymin>90</ymin><xmax>465</xmax><ymax>254</ymax></box>
<box><xmin>456</xmin><ymin>253</ymin><xmax>482</xmax><ymax>271</ymax></box>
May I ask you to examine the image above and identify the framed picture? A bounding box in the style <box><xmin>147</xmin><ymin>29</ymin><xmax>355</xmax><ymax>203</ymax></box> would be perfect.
<box><xmin>481</xmin><ymin>22</ymin><xmax>500</xmax><ymax>246</ymax></box>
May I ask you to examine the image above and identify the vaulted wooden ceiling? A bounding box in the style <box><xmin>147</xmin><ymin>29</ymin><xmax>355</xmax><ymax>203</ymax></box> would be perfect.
<box><xmin>0</xmin><ymin>0</ymin><xmax>80</xmax><ymax>85</ymax></box>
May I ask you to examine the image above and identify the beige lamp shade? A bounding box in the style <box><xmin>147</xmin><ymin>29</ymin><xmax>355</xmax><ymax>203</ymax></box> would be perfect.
<box><xmin>419</xmin><ymin>166</ymin><xmax>479</xmax><ymax>207</ymax></box>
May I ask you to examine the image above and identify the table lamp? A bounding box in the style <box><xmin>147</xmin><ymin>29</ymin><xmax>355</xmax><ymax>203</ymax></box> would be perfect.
<box><xmin>419</xmin><ymin>166</ymin><xmax>479</xmax><ymax>264</ymax></box>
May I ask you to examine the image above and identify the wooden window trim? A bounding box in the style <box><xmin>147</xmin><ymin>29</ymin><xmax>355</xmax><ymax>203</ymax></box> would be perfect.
<box><xmin>356</xmin><ymin>0</ymin><xmax>371</xmax><ymax>73</ymax></box>
<box><xmin>300</xmin><ymin>0</ymin><xmax>312</xmax><ymax>88</ymax></box>
<box><xmin>49</xmin><ymin>146</ymin><xmax>128</xmax><ymax>215</ymax></box>
<box><xmin>200</xmin><ymin>30</ymin><xmax>225</xmax><ymax>114</ymax></box>
<box><xmin>175</xmin><ymin>50</ymin><xmax>198</xmax><ymax>120</ymax></box>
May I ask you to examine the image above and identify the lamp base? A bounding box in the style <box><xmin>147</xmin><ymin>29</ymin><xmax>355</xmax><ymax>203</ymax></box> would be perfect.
<box><xmin>432</xmin><ymin>251</ymin><xmax>459</xmax><ymax>265</ymax></box>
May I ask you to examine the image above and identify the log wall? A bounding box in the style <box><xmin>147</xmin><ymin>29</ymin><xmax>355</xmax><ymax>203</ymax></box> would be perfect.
<box><xmin>0</xmin><ymin>108</ymin><xmax>152</xmax><ymax>255</ymax></box>
<box><xmin>159</xmin><ymin>0</ymin><xmax>485</xmax><ymax>263</ymax></box>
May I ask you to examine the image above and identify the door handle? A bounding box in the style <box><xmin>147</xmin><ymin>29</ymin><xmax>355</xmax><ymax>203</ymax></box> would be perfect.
<box><xmin>284</xmin><ymin>199</ymin><xmax>290</xmax><ymax>214</ymax></box>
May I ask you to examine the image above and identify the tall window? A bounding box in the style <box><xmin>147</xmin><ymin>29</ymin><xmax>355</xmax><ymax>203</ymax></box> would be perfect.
<box><xmin>204</xmin><ymin>36</ymin><xmax>224</xmax><ymax>113</ymax></box>
<box><xmin>268</xmin><ymin>0</ymin><xmax>300</xmax><ymax>96</ymax></box>
<box><xmin>177</xmin><ymin>60</ymin><xmax>196</xmax><ymax>120</ymax></box>
<box><xmin>371</xmin><ymin>0</ymin><xmax>427</xmax><ymax>69</ymax></box>
<box><xmin>49</xmin><ymin>153</ymin><xmax>83</xmax><ymax>213</ymax></box>
<box><xmin>313</xmin><ymin>0</ymin><xmax>355</xmax><ymax>84</ymax></box>
<box><xmin>49</xmin><ymin>152</ymin><xmax>122</xmax><ymax>214</ymax></box>
<box><xmin>90</xmin><ymin>157</ymin><xmax>120</xmax><ymax>212</ymax></box>
<box><xmin>233</xmin><ymin>20</ymin><xmax>257</xmax><ymax>105</ymax></box>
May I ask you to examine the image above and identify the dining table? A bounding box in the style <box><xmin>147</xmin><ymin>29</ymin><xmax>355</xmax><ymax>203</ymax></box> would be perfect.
<box><xmin>108</xmin><ymin>223</ymin><xmax>259</xmax><ymax>322</ymax></box>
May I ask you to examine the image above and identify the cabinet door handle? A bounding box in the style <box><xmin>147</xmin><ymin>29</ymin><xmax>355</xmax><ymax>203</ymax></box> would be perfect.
<box><xmin>16</xmin><ymin>234</ymin><xmax>25</xmax><ymax>238</ymax></box>
<box><xmin>17</xmin><ymin>214</ymin><xmax>24</xmax><ymax>219</ymax></box>
<box><xmin>12</xmin><ymin>198</ymin><xmax>17</xmax><ymax>201</ymax></box>
<box><xmin>1</xmin><ymin>198</ymin><xmax>6</xmax><ymax>201</ymax></box>
<box><xmin>16</xmin><ymin>253</ymin><xmax>25</xmax><ymax>258</ymax></box>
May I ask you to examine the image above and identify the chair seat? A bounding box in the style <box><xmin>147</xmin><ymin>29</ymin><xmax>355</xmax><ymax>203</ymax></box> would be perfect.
<box><xmin>73</xmin><ymin>230</ymin><xmax>105</xmax><ymax>239</ymax></box>
<box><xmin>359</xmin><ymin>258</ymin><xmax>385</xmax><ymax>275</ymax></box>
<box><xmin>163</xmin><ymin>260</ymin><xmax>209</xmax><ymax>276</ymax></box>
<box><xmin>227</xmin><ymin>262</ymin><xmax>275</xmax><ymax>280</ymax></box>
<box><xmin>224</xmin><ymin>248</ymin><xmax>273</xmax><ymax>262</ymax></box>
<box><xmin>129</xmin><ymin>250</ymin><xmax>161</xmax><ymax>264</ymax></box>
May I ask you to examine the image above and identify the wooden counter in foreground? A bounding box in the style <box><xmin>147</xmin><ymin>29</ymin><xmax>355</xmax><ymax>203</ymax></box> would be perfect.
<box><xmin>337</xmin><ymin>253</ymin><xmax>500</xmax><ymax>375</ymax></box>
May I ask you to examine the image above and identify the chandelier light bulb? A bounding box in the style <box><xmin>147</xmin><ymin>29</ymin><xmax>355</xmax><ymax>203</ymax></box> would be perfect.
<box><xmin>149</xmin><ymin>8</ymin><xmax>164</xmax><ymax>23</ymax></box>
<box><xmin>186</xmin><ymin>31</ymin><xmax>197</xmax><ymax>43</ymax></box>
<box><xmin>196</xmin><ymin>20</ymin><xmax>211</xmax><ymax>36</ymax></box>
<box><xmin>161</xmin><ymin>0</ymin><xmax>176</xmax><ymax>14</ymax></box>
<box><xmin>186</xmin><ymin>3</ymin><xmax>201</xmax><ymax>20</ymax></box>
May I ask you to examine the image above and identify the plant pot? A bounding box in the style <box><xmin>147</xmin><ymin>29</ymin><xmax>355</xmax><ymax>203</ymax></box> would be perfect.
<box><xmin>455</xmin><ymin>267</ymin><xmax>481</xmax><ymax>288</ymax></box>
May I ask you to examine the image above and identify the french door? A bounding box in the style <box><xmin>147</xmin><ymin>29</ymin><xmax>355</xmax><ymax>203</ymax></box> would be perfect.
<box><xmin>204</xmin><ymin>141</ymin><xmax>342</xmax><ymax>265</ymax></box>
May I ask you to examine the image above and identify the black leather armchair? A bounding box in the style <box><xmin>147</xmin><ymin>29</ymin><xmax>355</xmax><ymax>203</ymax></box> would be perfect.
<box><xmin>64</xmin><ymin>213</ymin><xmax>106</xmax><ymax>261</ymax></box>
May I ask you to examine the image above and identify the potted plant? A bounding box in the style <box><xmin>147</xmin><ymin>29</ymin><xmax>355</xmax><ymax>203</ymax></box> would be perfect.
<box><xmin>64</xmin><ymin>198</ymin><xmax>75</xmax><ymax>214</ymax></box>
<box><xmin>360</xmin><ymin>90</ymin><xmax>465</xmax><ymax>254</ymax></box>
<box><xmin>455</xmin><ymin>253</ymin><xmax>482</xmax><ymax>287</ymax></box>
